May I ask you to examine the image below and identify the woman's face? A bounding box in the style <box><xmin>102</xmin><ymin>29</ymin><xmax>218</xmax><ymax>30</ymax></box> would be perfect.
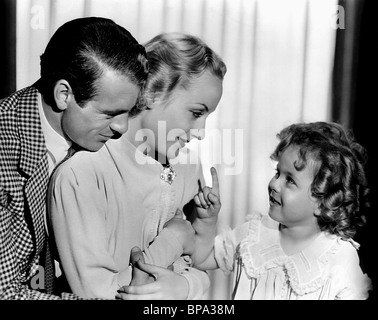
<box><xmin>140</xmin><ymin>70</ymin><xmax>223</xmax><ymax>161</ymax></box>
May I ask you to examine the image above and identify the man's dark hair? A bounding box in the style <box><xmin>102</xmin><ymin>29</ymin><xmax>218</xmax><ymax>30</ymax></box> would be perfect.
<box><xmin>35</xmin><ymin>17</ymin><xmax>148</xmax><ymax>107</ymax></box>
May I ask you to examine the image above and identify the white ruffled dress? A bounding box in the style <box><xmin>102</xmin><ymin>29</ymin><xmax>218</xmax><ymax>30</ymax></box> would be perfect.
<box><xmin>214</xmin><ymin>212</ymin><xmax>372</xmax><ymax>300</ymax></box>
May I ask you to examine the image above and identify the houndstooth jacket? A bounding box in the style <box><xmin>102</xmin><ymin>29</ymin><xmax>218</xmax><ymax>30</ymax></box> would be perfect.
<box><xmin>0</xmin><ymin>86</ymin><xmax>78</xmax><ymax>300</ymax></box>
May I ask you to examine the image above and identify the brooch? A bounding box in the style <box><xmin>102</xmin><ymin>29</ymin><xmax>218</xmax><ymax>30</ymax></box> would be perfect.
<box><xmin>160</xmin><ymin>165</ymin><xmax>176</xmax><ymax>184</ymax></box>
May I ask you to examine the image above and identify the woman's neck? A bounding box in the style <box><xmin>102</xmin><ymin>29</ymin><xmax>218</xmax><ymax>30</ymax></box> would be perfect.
<box><xmin>127</xmin><ymin>114</ymin><xmax>168</xmax><ymax>164</ymax></box>
<box><xmin>126</xmin><ymin>114</ymin><xmax>143</xmax><ymax>149</ymax></box>
<box><xmin>279</xmin><ymin>222</ymin><xmax>321</xmax><ymax>256</ymax></box>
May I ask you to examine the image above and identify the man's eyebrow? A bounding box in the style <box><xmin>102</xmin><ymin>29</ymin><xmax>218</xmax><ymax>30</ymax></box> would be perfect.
<box><xmin>102</xmin><ymin>108</ymin><xmax>131</xmax><ymax>116</ymax></box>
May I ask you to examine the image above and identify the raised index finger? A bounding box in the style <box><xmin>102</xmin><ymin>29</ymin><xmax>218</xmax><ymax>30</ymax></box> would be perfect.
<box><xmin>210</xmin><ymin>167</ymin><xmax>220</xmax><ymax>196</ymax></box>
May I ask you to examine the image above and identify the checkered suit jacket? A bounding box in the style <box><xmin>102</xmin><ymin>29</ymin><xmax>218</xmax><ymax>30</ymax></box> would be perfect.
<box><xmin>0</xmin><ymin>87</ymin><xmax>79</xmax><ymax>300</ymax></box>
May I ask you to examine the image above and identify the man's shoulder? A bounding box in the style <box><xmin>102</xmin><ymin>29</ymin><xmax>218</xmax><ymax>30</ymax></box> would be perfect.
<box><xmin>0</xmin><ymin>86</ymin><xmax>39</xmax><ymax>112</ymax></box>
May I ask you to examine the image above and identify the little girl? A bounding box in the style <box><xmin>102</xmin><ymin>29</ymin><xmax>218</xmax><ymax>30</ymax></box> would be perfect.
<box><xmin>183</xmin><ymin>121</ymin><xmax>372</xmax><ymax>300</ymax></box>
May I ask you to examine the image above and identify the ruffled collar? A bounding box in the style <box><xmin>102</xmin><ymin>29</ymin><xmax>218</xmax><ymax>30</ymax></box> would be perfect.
<box><xmin>238</xmin><ymin>212</ymin><xmax>356</xmax><ymax>295</ymax></box>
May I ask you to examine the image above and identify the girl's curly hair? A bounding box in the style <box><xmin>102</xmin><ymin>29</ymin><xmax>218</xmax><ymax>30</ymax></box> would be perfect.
<box><xmin>271</xmin><ymin>122</ymin><xmax>369</xmax><ymax>239</ymax></box>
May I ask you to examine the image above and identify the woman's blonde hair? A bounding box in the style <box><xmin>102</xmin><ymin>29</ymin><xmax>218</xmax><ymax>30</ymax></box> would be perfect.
<box><xmin>139</xmin><ymin>32</ymin><xmax>226</xmax><ymax>109</ymax></box>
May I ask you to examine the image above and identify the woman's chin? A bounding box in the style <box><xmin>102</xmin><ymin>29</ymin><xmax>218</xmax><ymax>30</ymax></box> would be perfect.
<box><xmin>166</xmin><ymin>144</ymin><xmax>182</xmax><ymax>161</ymax></box>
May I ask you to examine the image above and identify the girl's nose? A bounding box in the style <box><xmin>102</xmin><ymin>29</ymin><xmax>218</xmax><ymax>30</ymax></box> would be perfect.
<box><xmin>268</xmin><ymin>176</ymin><xmax>279</xmax><ymax>194</ymax></box>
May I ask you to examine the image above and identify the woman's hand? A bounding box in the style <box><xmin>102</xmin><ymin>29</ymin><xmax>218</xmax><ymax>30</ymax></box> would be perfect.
<box><xmin>128</xmin><ymin>247</ymin><xmax>155</xmax><ymax>286</ymax></box>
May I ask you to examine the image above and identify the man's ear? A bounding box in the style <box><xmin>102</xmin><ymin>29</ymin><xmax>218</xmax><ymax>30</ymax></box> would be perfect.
<box><xmin>53</xmin><ymin>80</ymin><xmax>73</xmax><ymax>111</ymax></box>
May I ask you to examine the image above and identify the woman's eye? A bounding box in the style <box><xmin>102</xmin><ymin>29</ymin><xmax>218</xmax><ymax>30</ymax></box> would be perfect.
<box><xmin>192</xmin><ymin>112</ymin><xmax>203</xmax><ymax>118</ymax></box>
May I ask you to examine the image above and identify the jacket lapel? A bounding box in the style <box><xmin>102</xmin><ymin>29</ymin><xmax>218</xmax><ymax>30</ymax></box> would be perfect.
<box><xmin>18</xmin><ymin>87</ymin><xmax>49</xmax><ymax>253</ymax></box>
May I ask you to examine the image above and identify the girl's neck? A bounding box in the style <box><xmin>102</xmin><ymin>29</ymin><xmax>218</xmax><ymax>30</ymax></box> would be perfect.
<box><xmin>279</xmin><ymin>223</ymin><xmax>321</xmax><ymax>256</ymax></box>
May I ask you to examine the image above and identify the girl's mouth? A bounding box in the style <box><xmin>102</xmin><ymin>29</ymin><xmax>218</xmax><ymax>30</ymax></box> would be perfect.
<box><xmin>269</xmin><ymin>195</ymin><xmax>281</xmax><ymax>206</ymax></box>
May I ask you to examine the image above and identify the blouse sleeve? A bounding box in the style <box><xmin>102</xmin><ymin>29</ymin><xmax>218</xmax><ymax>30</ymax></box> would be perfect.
<box><xmin>47</xmin><ymin>163</ymin><xmax>129</xmax><ymax>299</ymax></box>
<box><xmin>143</xmin><ymin>228</ymin><xmax>184</xmax><ymax>267</ymax></box>
<box><xmin>180</xmin><ymin>267</ymin><xmax>210</xmax><ymax>300</ymax></box>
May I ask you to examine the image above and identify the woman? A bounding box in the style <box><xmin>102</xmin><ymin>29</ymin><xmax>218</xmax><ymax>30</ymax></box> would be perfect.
<box><xmin>47</xmin><ymin>32</ymin><xmax>227</xmax><ymax>299</ymax></box>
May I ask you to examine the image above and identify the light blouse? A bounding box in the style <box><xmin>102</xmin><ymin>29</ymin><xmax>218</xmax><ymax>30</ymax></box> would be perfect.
<box><xmin>47</xmin><ymin>133</ymin><xmax>208</xmax><ymax>299</ymax></box>
<box><xmin>214</xmin><ymin>212</ymin><xmax>372</xmax><ymax>300</ymax></box>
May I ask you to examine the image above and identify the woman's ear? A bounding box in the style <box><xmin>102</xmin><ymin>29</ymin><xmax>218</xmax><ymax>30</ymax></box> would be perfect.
<box><xmin>314</xmin><ymin>207</ymin><xmax>321</xmax><ymax>217</ymax></box>
<box><xmin>145</xmin><ymin>92</ymin><xmax>162</xmax><ymax>110</ymax></box>
<box><xmin>53</xmin><ymin>80</ymin><xmax>73</xmax><ymax>111</ymax></box>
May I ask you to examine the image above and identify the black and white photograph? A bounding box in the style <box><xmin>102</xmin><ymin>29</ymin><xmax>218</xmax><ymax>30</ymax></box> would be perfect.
<box><xmin>0</xmin><ymin>0</ymin><xmax>376</xmax><ymax>312</ymax></box>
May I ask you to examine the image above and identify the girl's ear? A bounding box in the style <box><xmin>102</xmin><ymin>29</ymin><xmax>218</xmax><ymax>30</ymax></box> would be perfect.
<box><xmin>53</xmin><ymin>80</ymin><xmax>73</xmax><ymax>111</ymax></box>
<box><xmin>314</xmin><ymin>207</ymin><xmax>321</xmax><ymax>216</ymax></box>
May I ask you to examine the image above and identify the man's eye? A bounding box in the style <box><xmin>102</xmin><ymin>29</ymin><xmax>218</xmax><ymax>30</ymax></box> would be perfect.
<box><xmin>105</xmin><ymin>111</ymin><xmax>129</xmax><ymax>119</ymax></box>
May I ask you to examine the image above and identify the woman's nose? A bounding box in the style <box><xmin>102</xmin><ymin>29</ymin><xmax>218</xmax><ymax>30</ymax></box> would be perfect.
<box><xmin>191</xmin><ymin>119</ymin><xmax>207</xmax><ymax>140</ymax></box>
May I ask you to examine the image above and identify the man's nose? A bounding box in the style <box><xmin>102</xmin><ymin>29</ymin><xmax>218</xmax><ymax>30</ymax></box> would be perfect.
<box><xmin>110</xmin><ymin>114</ymin><xmax>129</xmax><ymax>135</ymax></box>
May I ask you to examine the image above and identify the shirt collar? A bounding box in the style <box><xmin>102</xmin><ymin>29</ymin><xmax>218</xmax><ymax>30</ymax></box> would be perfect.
<box><xmin>37</xmin><ymin>93</ymin><xmax>71</xmax><ymax>167</ymax></box>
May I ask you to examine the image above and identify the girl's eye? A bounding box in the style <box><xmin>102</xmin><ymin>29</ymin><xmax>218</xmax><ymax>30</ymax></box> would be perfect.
<box><xmin>274</xmin><ymin>169</ymin><xmax>280</xmax><ymax>179</ymax></box>
<box><xmin>286</xmin><ymin>176</ymin><xmax>295</xmax><ymax>185</ymax></box>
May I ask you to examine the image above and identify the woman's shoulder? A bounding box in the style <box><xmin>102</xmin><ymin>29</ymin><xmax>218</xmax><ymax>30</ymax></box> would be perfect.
<box><xmin>51</xmin><ymin>148</ymin><xmax>111</xmax><ymax>183</ymax></box>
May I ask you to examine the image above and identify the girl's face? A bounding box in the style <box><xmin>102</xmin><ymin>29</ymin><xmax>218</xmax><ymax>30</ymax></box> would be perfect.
<box><xmin>140</xmin><ymin>70</ymin><xmax>223</xmax><ymax>161</ymax></box>
<box><xmin>268</xmin><ymin>145</ymin><xmax>319</xmax><ymax>229</ymax></box>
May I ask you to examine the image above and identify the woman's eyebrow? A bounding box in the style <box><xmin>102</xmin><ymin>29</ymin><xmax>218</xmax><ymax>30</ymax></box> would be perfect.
<box><xmin>193</xmin><ymin>103</ymin><xmax>209</xmax><ymax>112</ymax></box>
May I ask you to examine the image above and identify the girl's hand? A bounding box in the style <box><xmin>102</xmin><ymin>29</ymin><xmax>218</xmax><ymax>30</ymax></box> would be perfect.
<box><xmin>117</xmin><ymin>248</ymin><xmax>189</xmax><ymax>300</ymax></box>
<box><xmin>194</xmin><ymin>167</ymin><xmax>221</xmax><ymax>221</ymax></box>
<box><xmin>163</xmin><ymin>209</ymin><xmax>195</xmax><ymax>255</ymax></box>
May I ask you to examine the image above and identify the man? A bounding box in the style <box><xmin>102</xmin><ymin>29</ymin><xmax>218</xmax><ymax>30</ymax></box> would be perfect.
<box><xmin>0</xmin><ymin>17</ymin><xmax>148</xmax><ymax>299</ymax></box>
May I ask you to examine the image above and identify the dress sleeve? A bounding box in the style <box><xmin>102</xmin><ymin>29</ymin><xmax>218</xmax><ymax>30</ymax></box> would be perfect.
<box><xmin>334</xmin><ymin>242</ymin><xmax>373</xmax><ymax>300</ymax></box>
<box><xmin>47</xmin><ymin>164</ymin><xmax>129</xmax><ymax>299</ymax></box>
<box><xmin>214</xmin><ymin>222</ymin><xmax>250</xmax><ymax>273</ymax></box>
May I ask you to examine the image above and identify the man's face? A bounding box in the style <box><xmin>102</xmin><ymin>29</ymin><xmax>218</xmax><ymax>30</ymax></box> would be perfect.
<box><xmin>62</xmin><ymin>70</ymin><xmax>140</xmax><ymax>151</ymax></box>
